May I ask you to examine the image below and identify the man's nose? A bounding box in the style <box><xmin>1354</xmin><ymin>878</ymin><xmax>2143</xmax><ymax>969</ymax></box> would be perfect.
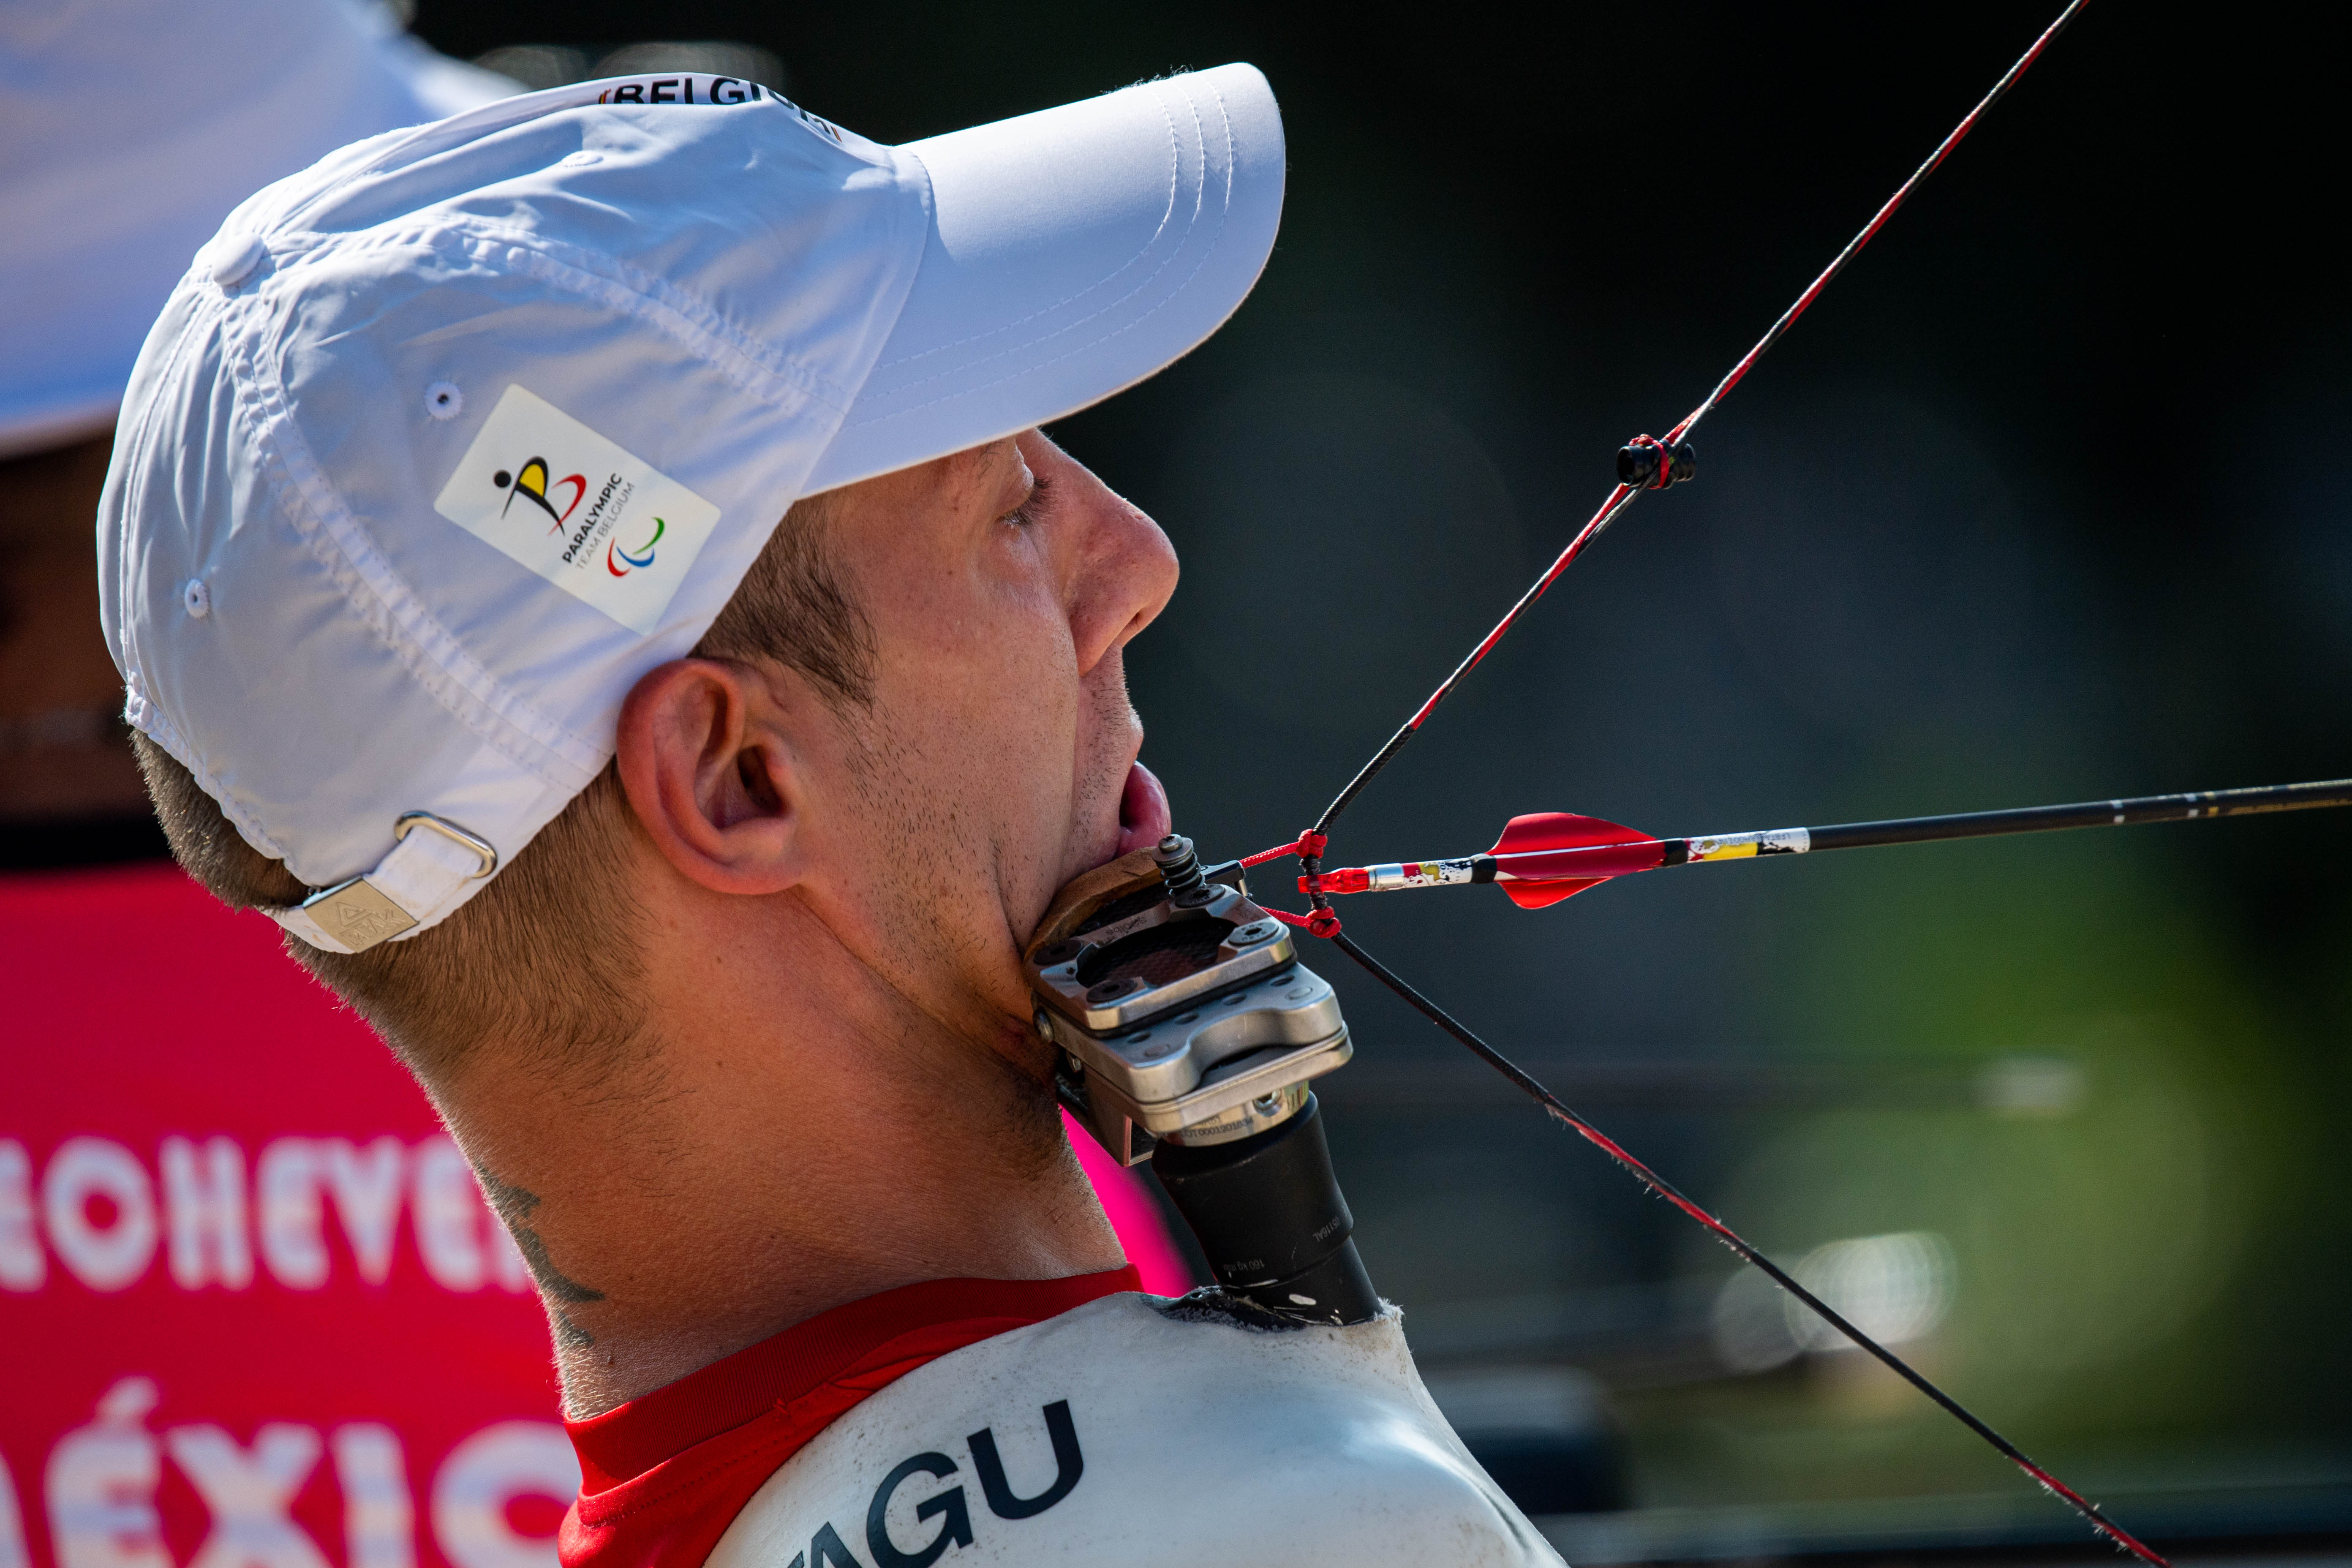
<box><xmin>1024</xmin><ymin>433</ymin><xmax>1179</xmax><ymax>676</ymax></box>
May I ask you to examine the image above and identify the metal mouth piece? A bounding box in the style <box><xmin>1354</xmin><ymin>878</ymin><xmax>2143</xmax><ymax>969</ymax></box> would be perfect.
<box><xmin>1025</xmin><ymin>841</ymin><xmax>1350</xmax><ymax>1162</ymax></box>
<box><xmin>1024</xmin><ymin>831</ymin><xmax>1378</xmax><ymax>1326</ymax></box>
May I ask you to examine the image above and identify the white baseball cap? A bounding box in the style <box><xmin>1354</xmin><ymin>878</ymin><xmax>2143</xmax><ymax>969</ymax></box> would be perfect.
<box><xmin>98</xmin><ymin>65</ymin><xmax>1285</xmax><ymax>953</ymax></box>
<box><xmin>0</xmin><ymin>0</ymin><xmax>516</xmax><ymax>457</ymax></box>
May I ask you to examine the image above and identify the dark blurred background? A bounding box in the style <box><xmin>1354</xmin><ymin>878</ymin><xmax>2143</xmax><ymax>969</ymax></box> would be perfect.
<box><xmin>43</xmin><ymin>0</ymin><xmax>2352</xmax><ymax>1557</ymax></box>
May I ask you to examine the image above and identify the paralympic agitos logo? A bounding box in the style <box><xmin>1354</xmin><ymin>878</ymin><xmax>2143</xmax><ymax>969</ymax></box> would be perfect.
<box><xmin>493</xmin><ymin>455</ymin><xmax>664</xmax><ymax>577</ymax></box>
<box><xmin>608</xmin><ymin>515</ymin><xmax>664</xmax><ymax>577</ymax></box>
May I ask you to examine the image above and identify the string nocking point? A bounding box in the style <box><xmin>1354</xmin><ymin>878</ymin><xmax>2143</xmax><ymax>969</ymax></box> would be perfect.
<box><xmin>1618</xmin><ymin>436</ymin><xmax>1698</xmax><ymax>490</ymax></box>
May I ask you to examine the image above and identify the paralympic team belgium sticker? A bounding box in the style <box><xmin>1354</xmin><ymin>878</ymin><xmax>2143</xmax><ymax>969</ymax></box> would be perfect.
<box><xmin>433</xmin><ymin>384</ymin><xmax>721</xmax><ymax>635</ymax></box>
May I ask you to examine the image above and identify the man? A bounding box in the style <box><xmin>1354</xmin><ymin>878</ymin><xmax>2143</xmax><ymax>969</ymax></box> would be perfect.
<box><xmin>100</xmin><ymin>63</ymin><xmax>1562</xmax><ymax>1566</ymax></box>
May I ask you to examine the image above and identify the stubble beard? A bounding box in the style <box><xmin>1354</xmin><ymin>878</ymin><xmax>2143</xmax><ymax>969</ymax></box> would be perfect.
<box><xmin>827</xmin><ymin>691</ymin><xmax>1070</xmax><ymax>1171</ymax></box>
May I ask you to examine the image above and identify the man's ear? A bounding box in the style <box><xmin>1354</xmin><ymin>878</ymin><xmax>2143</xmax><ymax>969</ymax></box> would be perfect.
<box><xmin>615</xmin><ymin>658</ymin><xmax>804</xmax><ymax>896</ymax></box>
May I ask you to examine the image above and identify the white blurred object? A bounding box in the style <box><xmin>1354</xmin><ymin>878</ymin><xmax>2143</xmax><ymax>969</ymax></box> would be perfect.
<box><xmin>1975</xmin><ymin>1053</ymin><xmax>2087</xmax><ymax>1118</ymax></box>
<box><xmin>1418</xmin><ymin>1365</ymin><xmax>1608</xmax><ymax>1440</ymax></box>
<box><xmin>0</xmin><ymin>0</ymin><xmax>517</xmax><ymax>456</ymax></box>
<box><xmin>1712</xmin><ymin>1230</ymin><xmax>1956</xmax><ymax>1372</ymax></box>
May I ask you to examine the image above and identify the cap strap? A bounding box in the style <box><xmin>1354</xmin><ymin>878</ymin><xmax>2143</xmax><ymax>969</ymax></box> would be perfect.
<box><xmin>263</xmin><ymin>813</ymin><xmax>499</xmax><ymax>955</ymax></box>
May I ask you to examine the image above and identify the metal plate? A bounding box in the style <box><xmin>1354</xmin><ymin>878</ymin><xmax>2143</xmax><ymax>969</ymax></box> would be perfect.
<box><xmin>1048</xmin><ymin>963</ymin><xmax>1353</xmax><ymax>1138</ymax></box>
<box><xmin>1029</xmin><ymin>884</ymin><xmax>1297</xmax><ymax>1034</ymax></box>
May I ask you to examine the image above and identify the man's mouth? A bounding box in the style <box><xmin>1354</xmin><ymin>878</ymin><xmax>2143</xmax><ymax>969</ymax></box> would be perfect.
<box><xmin>1114</xmin><ymin>760</ymin><xmax>1173</xmax><ymax>859</ymax></box>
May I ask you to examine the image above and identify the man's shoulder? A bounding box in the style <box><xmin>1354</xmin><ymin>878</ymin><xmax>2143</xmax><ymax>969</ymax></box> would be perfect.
<box><xmin>707</xmin><ymin>1290</ymin><xmax>1563</xmax><ymax>1568</ymax></box>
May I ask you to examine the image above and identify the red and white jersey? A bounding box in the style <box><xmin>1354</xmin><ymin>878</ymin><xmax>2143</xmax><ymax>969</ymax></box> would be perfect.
<box><xmin>560</xmin><ymin>1272</ymin><xmax>1557</xmax><ymax>1568</ymax></box>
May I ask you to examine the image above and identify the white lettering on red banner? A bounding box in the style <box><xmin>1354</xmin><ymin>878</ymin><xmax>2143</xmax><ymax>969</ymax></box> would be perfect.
<box><xmin>5</xmin><ymin>1381</ymin><xmax>570</xmax><ymax>1568</ymax></box>
<box><xmin>0</xmin><ymin>1135</ymin><xmax>529</xmax><ymax>1299</ymax></box>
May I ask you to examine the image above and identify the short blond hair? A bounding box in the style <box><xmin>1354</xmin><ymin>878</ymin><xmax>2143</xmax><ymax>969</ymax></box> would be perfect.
<box><xmin>134</xmin><ymin>490</ymin><xmax>864</xmax><ymax>1083</ymax></box>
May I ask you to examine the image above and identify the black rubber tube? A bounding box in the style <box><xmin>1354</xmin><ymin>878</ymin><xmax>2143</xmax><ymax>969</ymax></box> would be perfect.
<box><xmin>1151</xmin><ymin>1093</ymin><xmax>1380</xmax><ymax>1326</ymax></box>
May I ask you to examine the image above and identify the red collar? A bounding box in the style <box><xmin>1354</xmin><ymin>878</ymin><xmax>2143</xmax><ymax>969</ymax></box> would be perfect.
<box><xmin>558</xmin><ymin>1267</ymin><xmax>1141</xmax><ymax>1568</ymax></box>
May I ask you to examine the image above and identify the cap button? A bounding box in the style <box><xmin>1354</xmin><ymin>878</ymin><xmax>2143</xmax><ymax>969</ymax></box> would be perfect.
<box><xmin>203</xmin><ymin>232</ymin><xmax>269</xmax><ymax>290</ymax></box>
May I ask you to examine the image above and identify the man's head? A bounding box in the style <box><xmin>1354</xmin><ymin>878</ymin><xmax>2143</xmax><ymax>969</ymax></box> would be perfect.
<box><xmin>138</xmin><ymin>426</ymin><xmax>1176</xmax><ymax>1086</ymax></box>
<box><xmin>106</xmin><ymin>68</ymin><xmax>1271</xmax><ymax>1085</ymax></box>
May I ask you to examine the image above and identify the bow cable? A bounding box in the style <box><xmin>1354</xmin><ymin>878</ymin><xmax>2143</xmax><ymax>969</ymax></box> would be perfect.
<box><xmin>1243</xmin><ymin>4</ymin><xmax>2171</xmax><ymax>1561</ymax></box>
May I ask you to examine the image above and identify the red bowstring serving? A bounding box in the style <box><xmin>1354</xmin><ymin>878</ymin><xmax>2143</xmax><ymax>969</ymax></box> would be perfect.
<box><xmin>1248</xmin><ymin>833</ymin><xmax>1341</xmax><ymax>935</ymax></box>
<box><xmin>1233</xmin><ymin>5</ymin><xmax>2168</xmax><ymax>1563</ymax></box>
<box><xmin>1239</xmin><ymin>837</ymin><xmax>1314</xmax><ymax>870</ymax></box>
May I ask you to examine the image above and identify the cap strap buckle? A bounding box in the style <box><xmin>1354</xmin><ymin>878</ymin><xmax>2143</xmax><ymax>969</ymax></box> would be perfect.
<box><xmin>393</xmin><ymin>810</ymin><xmax>500</xmax><ymax>874</ymax></box>
<box><xmin>264</xmin><ymin>812</ymin><xmax>499</xmax><ymax>956</ymax></box>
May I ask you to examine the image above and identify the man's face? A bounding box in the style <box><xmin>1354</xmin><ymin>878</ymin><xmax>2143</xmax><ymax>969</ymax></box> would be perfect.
<box><xmin>809</xmin><ymin>429</ymin><xmax>1178</xmax><ymax>1047</ymax></box>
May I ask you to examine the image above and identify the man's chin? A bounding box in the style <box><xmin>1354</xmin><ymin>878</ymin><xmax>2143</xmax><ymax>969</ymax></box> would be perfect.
<box><xmin>1111</xmin><ymin>760</ymin><xmax>1173</xmax><ymax>860</ymax></box>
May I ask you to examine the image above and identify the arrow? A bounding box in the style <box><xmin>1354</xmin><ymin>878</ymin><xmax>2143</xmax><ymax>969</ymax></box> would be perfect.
<box><xmin>1306</xmin><ymin>779</ymin><xmax>2352</xmax><ymax>908</ymax></box>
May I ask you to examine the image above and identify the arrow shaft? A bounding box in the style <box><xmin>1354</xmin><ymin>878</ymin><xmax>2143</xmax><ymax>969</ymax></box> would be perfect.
<box><xmin>1799</xmin><ymin>777</ymin><xmax>2352</xmax><ymax>848</ymax></box>
<box><xmin>1315</xmin><ymin>779</ymin><xmax>2352</xmax><ymax>895</ymax></box>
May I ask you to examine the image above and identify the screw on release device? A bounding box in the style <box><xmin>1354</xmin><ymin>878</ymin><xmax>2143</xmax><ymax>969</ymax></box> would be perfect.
<box><xmin>1023</xmin><ymin>833</ymin><xmax>1377</xmax><ymax>1325</ymax></box>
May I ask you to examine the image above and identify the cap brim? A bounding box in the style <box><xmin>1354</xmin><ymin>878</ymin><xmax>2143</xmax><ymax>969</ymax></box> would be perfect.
<box><xmin>804</xmin><ymin>64</ymin><xmax>1283</xmax><ymax>492</ymax></box>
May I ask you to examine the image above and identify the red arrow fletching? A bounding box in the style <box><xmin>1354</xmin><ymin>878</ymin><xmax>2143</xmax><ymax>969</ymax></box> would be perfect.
<box><xmin>1486</xmin><ymin>813</ymin><xmax>1664</xmax><ymax>908</ymax></box>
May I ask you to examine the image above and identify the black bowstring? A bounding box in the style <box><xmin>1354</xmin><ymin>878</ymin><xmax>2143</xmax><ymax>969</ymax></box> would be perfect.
<box><xmin>1328</xmin><ymin>931</ymin><xmax>2167</xmax><ymax>1565</ymax></box>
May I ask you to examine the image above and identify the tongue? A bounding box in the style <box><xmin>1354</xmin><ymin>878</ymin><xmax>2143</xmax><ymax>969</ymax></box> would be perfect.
<box><xmin>1114</xmin><ymin>761</ymin><xmax>1173</xmax><ymax>859</ymax></box>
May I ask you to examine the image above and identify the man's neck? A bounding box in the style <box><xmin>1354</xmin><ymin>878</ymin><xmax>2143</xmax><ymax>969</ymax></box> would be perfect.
<box><xmin>429</xmin><ymin>890</ymin><xmax>1126</xmax><ymax>1418</ymax></box>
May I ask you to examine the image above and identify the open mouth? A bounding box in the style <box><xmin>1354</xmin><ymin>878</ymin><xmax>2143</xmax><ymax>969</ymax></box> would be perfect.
<box><xmin>1113</xmin><ymin>760</ymin><xmax>1173</xmax><ymax>859</ymax></box>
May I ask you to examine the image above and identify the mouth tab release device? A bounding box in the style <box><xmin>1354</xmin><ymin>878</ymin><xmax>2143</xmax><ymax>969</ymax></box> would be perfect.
<box><xmin>1024</xmin><ymin>834</ymin><xmax>1378</xmax><ymax>1325</ymax></box>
